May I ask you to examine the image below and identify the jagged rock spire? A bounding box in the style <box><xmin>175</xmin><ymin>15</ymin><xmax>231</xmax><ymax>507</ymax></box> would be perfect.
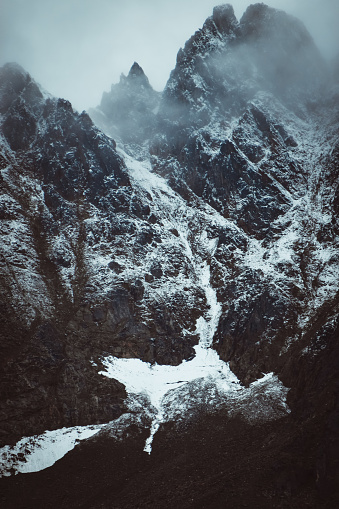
<box><xmin>90</xmin><ymin>61</ymin><xmax>160</xmax><ymax>146</ymax></box>
<box><xmin>128</xmin><ymin>62</ymin><xmax>145</xmax><ymax>78</ymax></box>
<box><xmin>123</xmin><ymin>61</ymin><xmax>152</xmax><ymax>89</ymax></box>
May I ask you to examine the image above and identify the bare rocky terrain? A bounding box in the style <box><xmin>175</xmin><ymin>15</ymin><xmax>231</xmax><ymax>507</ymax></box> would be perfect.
<box><xmin>0</xmin><ymin>3</ymin><xmax>339</xmax><ymax>507</ymax></box>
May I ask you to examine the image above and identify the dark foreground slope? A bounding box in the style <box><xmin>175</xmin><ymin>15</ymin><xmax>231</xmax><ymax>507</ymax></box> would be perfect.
<box><xmin>1</xmin><ymin>407</ymin><xmax>339</xmax><ymax>509</ymax></box>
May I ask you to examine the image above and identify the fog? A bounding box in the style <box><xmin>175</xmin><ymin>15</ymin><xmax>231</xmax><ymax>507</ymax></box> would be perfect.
<box><xmin>1</xmin><ymin>0</ymin><xmax>338</xmax><ymax>112</ymax></box>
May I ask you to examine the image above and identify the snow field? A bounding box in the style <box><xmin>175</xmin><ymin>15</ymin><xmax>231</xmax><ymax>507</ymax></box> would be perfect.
<box><xmin>0</xmin><ymin>426</ymin><xmax>101</xmax><ymax>478</ymax></box>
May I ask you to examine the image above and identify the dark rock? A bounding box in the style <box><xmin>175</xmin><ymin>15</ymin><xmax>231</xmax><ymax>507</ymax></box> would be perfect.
<box><xmin>2</xmin><ymin>103</ymin><xmax>37</xmax><ymax>151</ymax></box>
<box><xmin>148</xmin><ymin>213</ymin><xmax>158</xmax><ymax>224</ymax></box>
<box><xmin>137</xmin><ymin>228</ymin><xmax>153</xmax><ymax>245</ymax></box>
<box><xmin>212</xmin><ymin>4</ymin><xmax>238</xmax><ymax>34</ymax></box>
<box><xmin>108</xmin><ymin>261</ymin><xmax>123</xmax><ymax>273</ymax></box>
<box><xmin>169</xmin><ymin>228</ymin><xmax>179</xmax><ymax>237</ymax></box>
<box><xmin>150</xmin><ymin>265</ymin><xmax>163</xmax><ymax>278</ymax></box>
<box><xmin>130</xmin><ymin>279</ymin><xmax>144</xmax><ymax>301</ymax></box>
<box><xmin>92</xmin><ymin>306</ymin><xmax>106</xmax><ymax>322</ymax></box>
<box><xmin>284</xmin><ymin>135</ymin><xmax>298</xmax><ymax>147</ymax></box>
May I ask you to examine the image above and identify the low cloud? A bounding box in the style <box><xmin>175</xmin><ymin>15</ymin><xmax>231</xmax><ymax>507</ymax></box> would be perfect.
<box><xmin>1</xmin><ymin>0</ymin><xmax>337</xmax><ymax>111</ymax></box>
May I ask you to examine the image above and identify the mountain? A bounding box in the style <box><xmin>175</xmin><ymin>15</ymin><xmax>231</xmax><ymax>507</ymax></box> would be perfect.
<box><xmin>150</xmin><ymin>2</ymin><xmax>339</xmax><ymax>384</ymax></box>
<box><xmin>1</xmin><ymin>4</ymin><xmax>339</xmax><ymax>508</ymax></box>
<box><xmin>89</xmin><ymin>61</ymin><xmax>160</xmax><ymax>155</ymax></box>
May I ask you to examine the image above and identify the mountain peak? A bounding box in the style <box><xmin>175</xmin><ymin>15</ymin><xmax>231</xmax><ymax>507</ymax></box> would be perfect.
<box><xmin>0</xmin><ymin>62</ymin><xmax>30</xmax><ymax>97</ymax></box>
<box><xmin>1</xmin><ymin>61</ymin><xmax>28</xmax><ymax>77</ymax></box>
<box><xmin>241</xmin><ymin>2</ymin><xmax>272</xmax><ymax>21</ymax></box>
<box><xmin>0</xmin><ymin>62</ymin><xmax>45</xmax><ymax>115</ymax></box>
<box><xmin>212</xmin><ymin>4</ymin><xmax>238</xmax><ymax>33</ymax></box>
<box><xmin>240</xmin><ymin>2</ymin><xmax>312</xmax><ymax>44</ymax></box>
<box><xmin>128</xmin><ymin>62</ymin><xmax>145</xmax><ymax>78</ymax></box>
<box><xmin>91</xmin><ymin>60</ymin><xmax>160</xmax><ymax>146</ymax></box>
<box><xmin>122</xmin><ymin>61</ymin><xmax>152</xmax><ymax>90</ymax></box>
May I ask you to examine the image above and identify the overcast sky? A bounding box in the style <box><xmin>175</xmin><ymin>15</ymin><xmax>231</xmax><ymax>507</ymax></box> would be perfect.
<box><xmin>1</xmin><ymin>0</ymin><xmax>338</xmax><ymax>112</ymax></box>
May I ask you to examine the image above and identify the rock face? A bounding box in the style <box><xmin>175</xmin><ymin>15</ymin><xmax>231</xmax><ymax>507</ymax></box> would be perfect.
<box><xmin>147</xmin><ymin>3</ymin><xmax>339</xmax><ymax>384</ymax></box>
<box><xmin>0</xmin><ymin>63</ymin><xmax>130</xmax><ymax>438</ymax></box>
<box><xmin>0</xmin><ymin>63</ymin><xmax>205</xmax><ymax>442</ymax></box>
<box><xmin>1</xmin><ymin>3</ymin><xmax>339</xmax><ymax>506</ymax></box>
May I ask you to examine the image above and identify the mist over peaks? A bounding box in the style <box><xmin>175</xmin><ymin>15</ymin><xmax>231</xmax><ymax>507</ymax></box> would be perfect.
<box><xmin>89</xmin><ymin>62</ymin><xmax>160</xmax><ymax>151</ymax></box>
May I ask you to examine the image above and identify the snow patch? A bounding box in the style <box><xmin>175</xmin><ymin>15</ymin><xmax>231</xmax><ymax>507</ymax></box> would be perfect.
<box><xmin>0</xmin><ymin>426</ymin><xmax>101</xmax><ymax>478</ymax></box>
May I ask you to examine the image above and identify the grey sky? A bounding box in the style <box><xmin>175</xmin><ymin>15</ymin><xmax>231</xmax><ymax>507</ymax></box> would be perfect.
<box><xmin>1</xmin><ymin>0</ymin><xmax>338</xmax><ymax>112</ymax></box>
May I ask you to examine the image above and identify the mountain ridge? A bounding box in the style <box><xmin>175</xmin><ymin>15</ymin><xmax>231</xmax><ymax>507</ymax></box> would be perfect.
<box><xmin>1</xmin><ymin>3</ymin><xmax>339</xmax><ymax>507</ymax></box>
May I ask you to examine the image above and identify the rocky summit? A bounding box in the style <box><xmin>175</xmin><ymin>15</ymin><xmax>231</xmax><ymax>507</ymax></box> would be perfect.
<box><xmin>1</xmin><ymin>4</ymin><xmax>339</xmax><ymax>508</ymax></box>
